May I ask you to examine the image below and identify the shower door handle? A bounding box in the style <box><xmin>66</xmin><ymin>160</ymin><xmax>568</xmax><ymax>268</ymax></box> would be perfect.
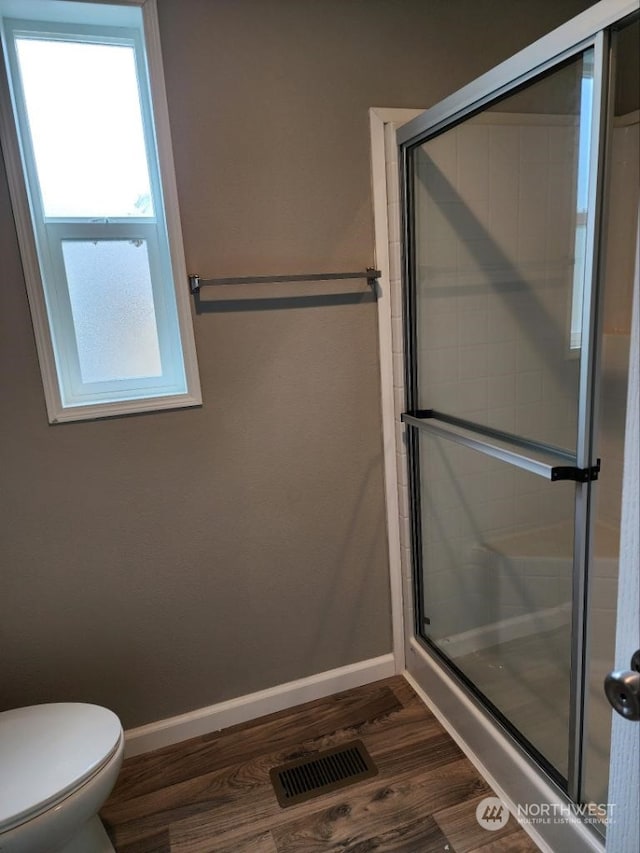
<box><xmin>605</xmin><ymin>651</ymin><xmax>640</xmax><ymax>721</ymax></box>
<box><xmin>400</xmin><ymin>410</ymin><xmax>600</xmax><ymax>482</ymax></box>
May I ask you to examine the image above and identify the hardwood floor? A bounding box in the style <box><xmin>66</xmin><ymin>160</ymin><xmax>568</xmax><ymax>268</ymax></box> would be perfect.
<box><xmin>101</xmin><ymin>677</ymin><xmax>540</xmax><ymax>852</ymax></box>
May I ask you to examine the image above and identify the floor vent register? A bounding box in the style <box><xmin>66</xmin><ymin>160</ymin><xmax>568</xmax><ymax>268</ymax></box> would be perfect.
<box><xmin>270</xmin><ymin>739</ymin><xmax>378</xmax><ymax>807</ymax></box>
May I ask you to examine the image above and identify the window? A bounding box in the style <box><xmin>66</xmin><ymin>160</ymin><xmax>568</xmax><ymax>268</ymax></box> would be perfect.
<box><xmin>569</xmin><ymin>57</ymin><xmax>594</xmax><ymax>352</ymax></box>
<box><xmin>0</xmin><ymin>0</ymin><xmax>201</xmax><ymax>422</ymax></box>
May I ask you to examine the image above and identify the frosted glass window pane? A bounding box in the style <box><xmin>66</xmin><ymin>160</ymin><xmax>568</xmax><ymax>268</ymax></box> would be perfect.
<box><xmin>62</xmin><ymin>240</ymin><xmax>162</xmax><ymax>383</ymax></box>
<box><xmin>16</xmin><ymin>38</ymin><xmax>154</xmax><ymax>218</ymax></box>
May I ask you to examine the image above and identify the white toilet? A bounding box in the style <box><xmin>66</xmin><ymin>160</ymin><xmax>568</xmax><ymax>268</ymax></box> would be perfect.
<box><xmin>0</xmin><ymin>703</ymin><xmax>124</xmax><ymax>853</ymax></box>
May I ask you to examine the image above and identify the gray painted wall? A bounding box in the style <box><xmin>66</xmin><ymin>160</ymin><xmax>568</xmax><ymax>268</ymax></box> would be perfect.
<box><xmin>0</xmin><ymin>0</ymin><xmax>595</xmax><ymax>729</ymax></box>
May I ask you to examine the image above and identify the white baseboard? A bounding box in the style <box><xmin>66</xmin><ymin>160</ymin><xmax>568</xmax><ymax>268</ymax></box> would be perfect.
<box><xmin>124</xmin><ymin>653</ymin><xmax>396</xmax><ymax>757</ymax></box>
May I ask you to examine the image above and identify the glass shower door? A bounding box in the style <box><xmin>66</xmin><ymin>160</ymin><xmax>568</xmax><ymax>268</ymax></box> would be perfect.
<box><xmin>401</xmin><ymin>44</ymin><xmax>603</xmax><ymax>793</ymax></box>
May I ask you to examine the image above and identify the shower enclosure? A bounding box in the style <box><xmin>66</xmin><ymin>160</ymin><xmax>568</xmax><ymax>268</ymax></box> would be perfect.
<box><xmin>397</xmin><ymin>1</ymin><xmax>639</xmax><ymax>849</ymax></box>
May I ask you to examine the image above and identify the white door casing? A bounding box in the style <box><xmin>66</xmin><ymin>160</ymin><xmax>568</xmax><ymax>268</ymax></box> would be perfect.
<box><xmin>605</xmin><ymin>207</ymin><xmax>640</xmax><ymax>853</ymax></box>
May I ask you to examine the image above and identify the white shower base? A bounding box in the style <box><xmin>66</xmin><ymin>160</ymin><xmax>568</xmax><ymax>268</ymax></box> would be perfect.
<box><xmin>439</xmin><ymin>519</ymin><xmax>618</xmax><ymax>656</ymax></box>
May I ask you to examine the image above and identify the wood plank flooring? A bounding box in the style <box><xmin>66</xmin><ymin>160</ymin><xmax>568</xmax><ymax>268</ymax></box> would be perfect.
<box><xmin>101</xmin><ymin>676</ymin><xmax>540</xmax><ymax>852</ymax></box>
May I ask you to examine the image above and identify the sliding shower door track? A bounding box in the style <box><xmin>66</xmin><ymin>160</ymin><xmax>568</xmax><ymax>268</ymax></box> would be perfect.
<box><xmin>406</xmin><ymin>638</ymin><xmax>605</xmax><ymax>853</ymax></box>
<box><xmin>413</xmin><ymin>630</ymin><xmax>568</xmax><ymax>791</ymax></box>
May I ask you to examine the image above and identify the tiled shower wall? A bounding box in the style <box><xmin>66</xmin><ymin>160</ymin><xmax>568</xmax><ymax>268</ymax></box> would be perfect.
<box><xmin>389</xmin><ymin>114</ymin><xmax>639</xmax><ymax>642</ymax></box>
<box><xmin>414</xmin><ymin>113</ymin><xmax>581</xmax><ymax>452</ymax></box>
<box><xmin>384</xmin><ymin>120</ymin><xmax>414</xmax><ymax>639</ymax></box>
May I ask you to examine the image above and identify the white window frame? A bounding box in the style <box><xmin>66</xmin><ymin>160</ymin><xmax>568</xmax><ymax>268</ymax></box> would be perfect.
<box><xmin>0</xmin><ymin>0</ymin><xmax>201</xmax><ymax>422</ymax></box>
<box><xmin>569</xmin><ymin>60</ymin><xmax>595</xmax><ymax>353</ymax></box>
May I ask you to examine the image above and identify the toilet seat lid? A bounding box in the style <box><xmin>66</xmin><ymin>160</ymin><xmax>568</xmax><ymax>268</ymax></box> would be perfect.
<box><xmin>0</xmin><ymin>703</ymin><xmax>122</xmax><ymax>830</ymax></box>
